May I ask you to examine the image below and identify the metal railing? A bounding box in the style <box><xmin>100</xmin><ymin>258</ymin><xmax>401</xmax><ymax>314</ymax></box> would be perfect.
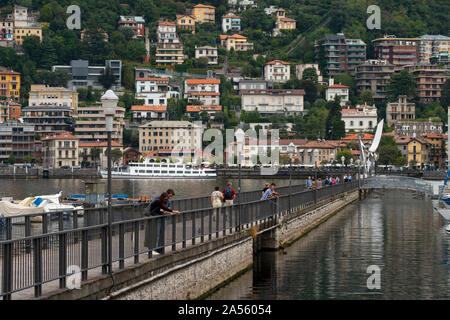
<box><xmin>0</xmin><ymin>181</ymin><xmax>359</xmax><ymax>299</ymax></box>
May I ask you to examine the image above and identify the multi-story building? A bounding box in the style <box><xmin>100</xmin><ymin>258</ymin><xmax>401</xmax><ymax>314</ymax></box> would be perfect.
<box><xmin>222</xmin><ymin>13</ymin><xmax>241</xmax><ymax>33</ymax></box>
<box><xmin>0</xmin><ymin>100</ymin><xmax>21</xmax><ymax>121</ymax></box>
<box><xmin>394</xmin><ymin>119</ymin><xmax>443</xmax><ymax>137</ymax></box>
<box><xmin>372</xmin><ymin>35</ymin><xmax>420</xmax><ymax>67</ymax></box>
<box><xmin>341</xmin><ymin>104</ymin><xmax>378</xmax><ymax>133</ymax></box>
<box><xmin>274</xmin><ymin>9</ymin><xmax>295</xmax><ymax>31</ymax></box>
<box><xmin>184</xmin><ymin>79</ymin><xmax>221</xmax><ymax>106</ymax></box>
<box><xmin>28</xmin><ymin>84</ymin><xmax>79</xmax><ymax>114</ymax></box>
<box><xmin>42</xmin><ymin>132</ymin><xmax>79</xmax><ymax>168</ymax></box>
<box><xmin>131</xmin><ymin>105</ymin><xmax>168</xmax><ymax>123</ymax></box>
<box><xmin>325</xmin><ymin>78</ymin><xmax>349</xmax><ymax>106</ymax></box>
<box><xmin>9</xmin><ymin>4</ymin><xmax>42</xmax><ymax>45</ymax></box>
<box><xmin>155</xmin><ymin>20</ymin><xmax>184</xmax><ymax>66</ymax></box>
<box><xmin>355</xmin><ymin>59</ymin><xmax>396</xmax><ymax>102</ymax></box>
<box><xmin>419</xmin><ymin>35</ymin><xmax>450</xmax><ymax>64</ymax></box>
<box><xmin>421</xmin><ymin>133</ymin><xmax>445</xmax><ymax>168</ymax></box>
<box><xmin>195</xmin><ymin>46</ymin><xmax>218</xmax><ymax>65</ymax></box>
<box><xmin>176</xmin><ymin>14</ymin><xmax>196</xmax><ymax>34</ymax></box>
<box><xmin>74</xmin><ymin>104</ymin><xmax>125</xmax><ymax>144</ymax></box>
<box><xmin>22</xmin><ymin>106</ymin><xmax>72</xmax><ymax>138</ymax></box>
<box><xmin>404</xmin><ymin>64</ymin><xmax>448</xmax><ymax>103</ymax></box>
<box><xmin>297</xmin><ymin>140</ymin><xmax>344</xmax><ymax>166</ymax></box>
<box><xmin>52</xmin><ymin>60</ymin><xmax>122</xmax><ymax>90</ymax></box>
<box><xmin>296</xmin><ymin>63</ymin><xmax>323</xmax><ymax>83</ymax></box>
<box><xmin>14</xmin><ymin>25</ymin><xmax>42</xmax><ymax>44</ymax></box>
<box><xmin>264</xmin><ymin>60</ymin><xmax>290</xmax><ymax>83</ymax></box>
<box><xmin>186</xmin><ymin>105</ymin><xmax>222</xmax><ymax>120</ymax></box>
<box><xmin>78</xmin><ymin>141</ymin><xmax>123</xmax><ymax>168</ymax></box>
<box><xmin>220</xmin><ymin>34</ymin><xmax>254</xmax><ymax>51</ymax></box>
<box><xmin>241</xmin><ymin>89</ymin><xmax>305</xmax><ymax>116</ymax></box>
<box><xmin>229</xmin><ymin>0</ymin><xmax>257</xmax><ymax>10</ymax></box>
<box><xmin>0</xmin><ymin>69</ymin><xmax>21</xmax><ymax>101</ymax></box>
<box><xmin>0</xmin><ymin>16</ymin><xmax>14</xmax><ymax>42</ymax></box>
<box><xmin>117</xmin><ymin>16</ymin><xmax>145</xmax><ymax>38</ymax></box>
<box><xmin>430</xmin><ymin>52</ymin><xmax>450</xmax><ymax>68</ymax></box>
<box><xmin>138</xmin><ymin>121</ymin><xmax>202</xmax><ymax>155</ymax></box>
<box><xmin>315</xmin><ymin>33</ymin><xmax>366</xmax><ymax>76</ymax></box>
<box><xmin>0</xmin><ymin>122</ymin><xmax>34</xmax><ymax>163</ymax></box>
<box><xmin>192</xmin><ymin>4</ymin><xmax>216</xmax><ymax>24</ymax></box>
<box><xmin>386</xmin><ymin>95</ymin><xmax>415</xmax><ymax>126</ymax></box>
<box><xmin>135</xmin><ymin>77</ymin><xmax>180</xmax><ymax>106</ymax></box>
<box><xmin>395</xmin><ymin>136</ymin><xmax>429</xmax><ymax>168</ymax></box>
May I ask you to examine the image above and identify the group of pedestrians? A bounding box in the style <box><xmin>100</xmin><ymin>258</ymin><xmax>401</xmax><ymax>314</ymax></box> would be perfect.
<box><xmin>210</xmin><ymin>182</ymin><xmax>236</xmax><ymax>208</ymax></box>
<box><xmin>306</xmin><ymin>174</ymin><xmax>352</xmax><ymax>190</ymax></box>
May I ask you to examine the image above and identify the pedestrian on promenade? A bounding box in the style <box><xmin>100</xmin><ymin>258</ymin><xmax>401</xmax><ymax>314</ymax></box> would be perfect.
<box><xmin>222</xmin><ymin>182</ymin><xmax>236</xmax><ymax>206</ymax></box>
<box><xmin>317</xmin><ymin>178</ymin><xmax>322</xmax><ymax>189</ymax></box>
<box><xmin>144</xmin><ymin>192</ymin><xmax>180</xmax><ymax>255</ymax></box>
<box><xmin>262</xmin><ymin>182</ymin><xmax>270</xmax><ymax>196</ymax></box>
<box><xmin>332</xmin><ymin>177</ymin><xmax>336</xmax><ymax>185</ymax></box>
<box><xmin>306</xmin><ymin>176</ymin><xmax>312</xmax><ymax>189</ymax></box>
<box><xmin>335</xmin><ymin>176</ymin><xmax>340</xmax><ymax>184</ymax></box>
<box><xmin>260</xmin><ymin>183</ymin><xmax>279</xmax><ymax>201</ymax></box>
<box><xmin>211</xmin><ymin>186</ymin><xmax>223</xmax><ymax>222</ymax></box>
<box><xmin>348</xmin><ymin>174</ymin><xmax>352</xmax><ymax>182</ymax></box>
<box><xmin>344</xmin><ymin>174</ymin><xmax>348</xmax><ymax>183</ymax></box>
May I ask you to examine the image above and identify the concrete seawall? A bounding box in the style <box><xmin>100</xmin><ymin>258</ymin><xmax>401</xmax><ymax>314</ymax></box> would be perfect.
<box><xmin>39</xmin><ymin>189</ymin><xmax>359</xmax><ymax>300</ymax></box>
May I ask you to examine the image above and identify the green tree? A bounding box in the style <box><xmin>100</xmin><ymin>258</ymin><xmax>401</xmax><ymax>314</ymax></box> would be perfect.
<box><xmin>302</xmin><ymin>67</ymin><xmax>318</xmax><ymax>83</ymax></box>
<box><xmin>387</xmin><ymin>70</ymin><xmax>416</xmax><ymax>101</ymax></box>
<box><xmin>8</xmin><ymin>154</ymin><xmax>15</xmax><ymax>165</ymax></box>
<box><xmin>441</xmin><ymin>79</ymin><xmax>450</xmax><ymax>108</ymax></box>
<box><xmin>122</xmin><ymin>64</ymin><xmax>135</xmax><ymax>91</ymax></box>
<box><xmin>325</xmin><ymin>98</ymin><xmax>345</xmax><ymax>140</ymax></box>
<box><xmin>359</xmin><ymin>90</ymin><xmax>374</xmax><ymax>105</ymax></box>
<box><xmin>336</xmin><ymin>149</ymin><xmax>355</xmax><ymax>165</ymax></box>
<box><xmin>99</xmin><ymin>67</ymin><xmax>116</xmax><ymax>89</ymax></box>
<box><xmin>378</xmin><ymin>136</ymin><xmax>403</xmax><ymax>165</ymax></box>
<box><xmin>23</xmin><ymin>155</ymin><xmax>32</xmax><ymax>163</ymax></box>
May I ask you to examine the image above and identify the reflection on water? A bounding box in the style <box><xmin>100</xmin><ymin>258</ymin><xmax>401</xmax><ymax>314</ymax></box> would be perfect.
<box><xmin>0</xmin><ymin>177</ymin><xmax>304</xmax><ymax>200</ymax></box>
<box><xmin>208</xmin><ymin>189</ymin><xmax>450</xmax><ymax>299</ymax></box>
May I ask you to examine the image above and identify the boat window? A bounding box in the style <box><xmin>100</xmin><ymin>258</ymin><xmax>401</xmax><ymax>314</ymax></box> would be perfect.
<box><xmin>139</xmin><ymin>170</ymin><xmax>145</xmax><ymax>173</ymax></box>
<box><xmin>177</xmin><ymin>165</ymin><xmax>183</xmax><ymax>168</ymax></box>
<box><xmin>169</xmin><ymin>170</ymin><xmax>175</xmax><ymax>173</ymax></box>
<box><xmin>154</xmin><ymin>170</ymin><xmax>160</xmax><ymax>174</ymax></box>
<box><xmin>169</xmin><ymin>165</ymin><xmax>176</xmax><ymax>168</ymax></box>
<box><xmin>176</xmin><ymin>171</ymin><xmax>183</xmax><ymax>174</ymax></box>
<box><xmin>146</xmin><ymin>170</ymin><xmax>152</xmax><ymax>173</ymax></box>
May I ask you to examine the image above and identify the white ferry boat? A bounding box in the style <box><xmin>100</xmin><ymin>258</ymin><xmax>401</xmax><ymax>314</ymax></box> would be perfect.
<box><xmin>100</xmin><ymin>160</ymin><xmax>216</xmax><ymax>179</ymax></box>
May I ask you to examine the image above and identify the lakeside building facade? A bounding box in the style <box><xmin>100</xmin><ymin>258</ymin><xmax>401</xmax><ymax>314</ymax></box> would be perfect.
<box><xmin>184</xmin><ymin>78</ymin><xmax>221</xmax><ymax>106</ymax></box>
<box><xmin>220</xmin><ymin>34</ymin><xmax>254</xmax><ymax>51</ymax></box>
<box><xmin>22</xmin><ymin>106</ymin><xmax>73</xmax><ymax>138</ymax></box>
<box><xmin>0</xmin><ymin>122</ymin><xmax>35</xmax><ymax>163</ymax></box>
<box><xmin>386</xmin><ymin>95</ymin><xmax>415</xmax><ymax>127</ymax></box>
<box><xmin>28</xmin><ymin>84</ymin><xmax>79</xmax><ymax>114</ymax></box>
<box><xmin>241</xmin><ymin>89</ymin><xmax>305</xmax><ymax>116</ymax></box>
<box><xmin>372</xmin><ymin>36</ymin><xmax>420</xmax><ymax>67</ymax></box>
<box><xmin>155</xmin><ymin>20</ymin><xmax>184</xmax><ymax>66</ymax></box>
<box><xmin>264</xmin><ymin>60</ymin><xmax>290</xmax><ymax>83</ymax></box>
<box><xmin>0</xmin><ymin>69</ymin><xmax>21</xmax><ymax>102</ymax></box>
<box><xmin>42</xmin><ymin>132</ymin><xmax>79</xmax><ymax>168</ymax></box>
<box><xmin>195</xmin><ymin>46</ymin><xmax>218</xmax><ymax>65</ymax></box>
<box><xmin>341</xmin><ymin>104</ymin><xmax>378</xmax><ymax>133</ymax></box>
<box><xmin>355</xmin><ymin>59</ymin><xmax>396</xmax><ymax>102</ymax></box>
<box><xmin>404</xmin><ymin>64</ymin><xmax>448</xmax><ymax>103</ymax></box>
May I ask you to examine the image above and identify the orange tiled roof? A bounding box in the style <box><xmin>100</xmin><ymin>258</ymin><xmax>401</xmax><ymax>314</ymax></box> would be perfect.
<box><xmin>43</xmin><ymin>132</ymin><xmax>77</xmax><ymax>141</ymax></box>
<box><xmin>79</xmin><ymin>141</ymin><xmax>123</xmax><ymax>148</ymax></box>
<box><xmin>223</xmin><ymin>14</ymin><xmax>240</xmax><ymax>18</ymax></box>
<box><xmin>279</xmin><ymin>17</ymin><xmax>296</xmax><ymax>22</ymax></box>
<box><xmin>0</xmin><ymin>70</ymin><xmax>21</xmax><ymax>75</ymax></box>
<box><xmin>421</xmin><ymin>133</ymin><xmax>444</xmax><ymax>139</ymax></box>
<box><xmin>342</xmin><ymin>133</ymin><xmax>374</xmax><ymax>141</ymax></box>
<box><xmin>131</xmin><ymin>105</ymin><xmax>167</xmax><ymax>111</ymax></box>
<box><xmin>186</xmin><ymin>92</ymin><xmax>220</xmax><ymax>96</ymax></box>
<box><xmin>176</xmin><ymin>14</ymin><xmax>195</xmax><ymax>19</ymax></box>
<box><xmin>194</xmin><ymin>4</ymin><xmax>216</xmax><ymax>9</ymax></box>
<box><xmin>328</xmin><ymin>84</ymin><xmax>349</xmax><ymax>89</ymax></box>
<box><xmin>265</xmin><ymin>59</ymin><xmax>290</xmax><ymax>65</ymax></box>
<box><xmin>186</xmin><ymin>105</ymin><xmax>222</xmax><ymax>112</ymax></box>
<box><xmin>158</xmin><ymin>20</ymin><xmax>176</xmax><ymax>26</ymax></box>
<box><xmin>220</xmin><ymin>34</ymin><xmax>247</xmax><ymax>40</ymax></box>
<box><xmin>186</xmin><ymin>79</ymin><xmax>220</xmax><ymax>85</ymax></box>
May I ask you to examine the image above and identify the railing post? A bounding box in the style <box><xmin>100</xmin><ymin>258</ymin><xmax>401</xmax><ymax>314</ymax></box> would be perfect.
<box><xmin>182</xmin><ymin>213</ymin><xmax>186</xmax><ymax>249</ymax></box>
<box><xmin>58</xmin><ymin>212</ymin><xmax>67</xmax><ymax>289</ymax></box>
<box><xmin>81</xmin><ymin>229</ymin><xmax>88</xmax><ymax>281</ymax></box>
<box><xmin>172</xmin><ymin>214</ymin><xmax>176</xmax><ymax>251</ymax></box>
<box><xmin>25</xmin><ymin>215</ymin><xmax>31</xmax><ymax>254</ymax></box>
<box><xmin>33</xmin><ymin>237</ymin><xmax>42</xmax><ymax>297</ymax></box>
<box><xmin>200</xmin><ymin>211</ymin><xmax>204</xmax><ymax>243</ymax></box>
<box><xmin>134</xmin><ymin>221</ymin><xmax>140</xmax><ymax>264</ymax></box>
<box><xmin>73</xmin><ymin>211</ymin><xmax>78</xmax><ymax>243</ymax></box>
<box><xmin>2</xmin><ymin>218</ymin><xmax>12</xmax><ymax>300</ymax></box>
<box><xmin>119</xmin><ymin>223</ymin><xmax>125</xmax><ymax>269</ymax></box>
<box><xmin>192</xmin><ymin>212</ymin><xmax>196</xmax><ymax>246</ymax></box>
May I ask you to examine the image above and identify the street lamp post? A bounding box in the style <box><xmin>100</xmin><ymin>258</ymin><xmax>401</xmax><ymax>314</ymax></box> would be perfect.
<box><xmin>313</xmin><ymin>149</ymin><xmax>319</xmax><ymax>203</ymax></box>
<box><xmin>288</xmin><ymin>142</ymin><xmax>295</xmax><ymax>211</ymax></box>
<box><xmin>101</xmin><ymin>89</ymin><xmax>118</xmax><ymax>275</ymax></box>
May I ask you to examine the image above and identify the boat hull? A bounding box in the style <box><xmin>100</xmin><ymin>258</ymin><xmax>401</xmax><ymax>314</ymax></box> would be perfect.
<box><xmin>100</xmin><ymin>173</ymin><xmax>216</xmax><ymax>179</ymax></box>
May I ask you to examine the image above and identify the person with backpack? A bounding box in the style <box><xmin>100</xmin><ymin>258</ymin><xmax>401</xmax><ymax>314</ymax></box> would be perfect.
<box><xmin>222</xmin><ymin>182</ymin><xmax>236</xmax><ymax>206</ymax></box>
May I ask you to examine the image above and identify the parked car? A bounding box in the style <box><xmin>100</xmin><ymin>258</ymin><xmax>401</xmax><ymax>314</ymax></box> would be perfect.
<box><xmin>60</xmin><ymin>165</ymin><xmax>70</xmax><ymax>169</ymax></box>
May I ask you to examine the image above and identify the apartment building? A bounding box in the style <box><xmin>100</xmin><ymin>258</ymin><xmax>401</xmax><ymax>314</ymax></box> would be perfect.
<box><xmin>0</xmin><ymin>100</ymin><xmax>21</xmax><ymax>121</ymax></box>
<box><xmin>186</xmin><ymin>105</ymin><xmax>222</xmax><ymax>120</ymax></box>
<box><xmin>341</xmin><ymin>104</ymin><xmax>378</xmax><ymax>132</ymax></box>
<box><xmin>52</xmin><ymin>60</ymin><xmax>122</xmax><ymax>90</ymax></box>
<box><xmin>296</xmin><ymin>63</ymin><xmax>323</xmax><ymax>83</ymax></box>
<box><xmin>264</xmin><ymin>60</ymin><xmax>290</xmax><ymax>83</ymax></box>
<box><xmin>14</xmin><ymin>25</ymin><xmax>42</xmax><ymax>44</ymax></box>
<box><xmin>325</xmin><ymin>78</ymin><xmax>349</xmax><ymax>106</ymax></box>
<box><xmin>131</xmin><ymin>105</ymin><xmax>168</xmax><ymax>123</ymax></box>
<box><xmin>22</xmin><ymin>106</ymin><xmax>72</xmax><ymax>138</ymax></box>
<box><xmin>355</xmin><ymin>59</ymin><xmax>396</xmax><ymax>101</ymax></box>
<box><xmin>419</xmin><ymin>35</ymin><xmax>450</xmax><ymax>64</ymax></box>
<box><xmin>29</xmin><ymin>84</ymin><xmax>79</xmax><ymax>114</ymax></box>
<box><xmin>0</xmin><ymin>69</ymin><xmax>21</xmax><ymax>101</ymax></box>
<box><xmin>139</xmin><ymin>121</ymin><xmax>202</xmax><ymax>155</ymax></box>
<box><xmin>0</xmin><ymin>122</ymin><xmax>34</xmax><ymax>163</ymax></box>
<box><xmin>229</xmin><ymin>0</ymin><xmax>257</xmax><ymax>10</ymax></box>
<box><xmin>421</xmin><ymin>133</ymin><xmax>445</xmax><ymax>168</ymax></box>
<box><xmin>74</xmin><ymin>104</ymin><xmax>125</xmax><ymax>144</ymax></box>
<box><xmin>298</xmin><ymin>140</ymin><xmax>344</xmax><ymax>166</ymax></box>
<box><xmin>0</xmin><ymin>16</ymin><xmax>14</xmax><ymax>42</ymax></box>
<box><xmin>315</xmin><ymin>33</ymin><xmax>366</xmax><ymax>76</ymax></box>
<box><xmin>395</xmin><ymin>136</ymin><xmax>428</xmax><ymax>168</ymax></box>
<box><xmin>394</xmin><ymin>119</ymin><xmax>443</xmax><ymax>137</ymax></box>
<box><xmin>222</xmin><ymin>13</ymin><xmax>241</xmax><ymax>33</ymax></box>
<box><xmin>42</xmin><ymin>132</ymin><xmax>79</xmax><ymax>168</ymax></box>
<box><xmin>241</xmin><ymin>89</ymin><xmax>305</xmax><ymax>116</ymax></box>
<box><xmin>9</xmin><ymin>5</ymin><xmax>42</xmax><ymax>45</ymax></box>
<box><xmin>195</xmin><ymin>46</ymin><xmax>218</xmax><ymax>65</ymax></box>
<box><xmin>404</xmin><ymin>64</ymin><xmax>448</xmax><ymax>103</ymax></box>
<box><xmin>386</xmin><ymin>95</ymin><xmax>415</xmax><ymax>126</ymax></box>
<box><xmin>135</xmin><ymin>77</ymin><xmax>179</xmax><ymax>106</ymax></box>
<box><xmin>238</xmin><ymin>79</ymin><xmax>272</xmax><ymax>92</ymax></box>
<box><xmin>192</xmin><ymin>4</ymin><xmax>215</xmax><ymax>24</ymax></box>
<box><xmin>155</xmin><ymin>20</ymin><xmax>184</xmax><ymax>65</ymax></box>
<box><xmin>220</xmin><ymin>34</ymin><xmax>254</xmax><ymax>51</ymax></box>
<box><xmin>184</xmin><ymin>79</ymin><xmax>221</xmax><ymax>106</ymax></box>
<box><xmin>117</xmin><ymin>16</ymin><xmax>145</xmax><ymax>38</ymax></box>
<box><xmin>274</xmin><ymin>9</ymin><xmax>295</xmax><ymax>31</ymax></box>
<box><xmin>176</xmin><ymin>14</ymin><xmax>196</xmax><ymax>34</ymax></box>
<box><xmin>372</xmin><ymin>36</ymin><xmax>420</xmax><ymax>67</ymax></box>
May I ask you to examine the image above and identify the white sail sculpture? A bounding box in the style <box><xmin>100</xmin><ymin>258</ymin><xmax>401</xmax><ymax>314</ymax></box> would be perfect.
<box><xmin>358</xmin><ymin>120</ymin><xmax>384</xmax><ymax>176</ymax></box>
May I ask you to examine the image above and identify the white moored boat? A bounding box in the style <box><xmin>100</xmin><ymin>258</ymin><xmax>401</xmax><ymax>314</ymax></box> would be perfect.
<box><xmin>100</xmin><ymin>160</ymin><xmax>216</xmax><ymax>179</ymax></box>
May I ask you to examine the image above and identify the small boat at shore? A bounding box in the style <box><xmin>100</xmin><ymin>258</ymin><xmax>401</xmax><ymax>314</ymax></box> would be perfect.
<box><xmin>100</xmin><ymin>160</ymin><xmax>216</xmax><ymax>179</ymax></box>
<box><xmin>0</xmin><ymin>191</ymin><xmax>83</xmax><ymax>222</ymax></box>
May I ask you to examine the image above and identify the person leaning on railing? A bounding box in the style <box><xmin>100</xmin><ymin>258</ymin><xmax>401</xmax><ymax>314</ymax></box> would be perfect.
<box><xmin>144</xmin><ymin>192</ymin><xmax>180</xmax><ymax>255</ymax></box>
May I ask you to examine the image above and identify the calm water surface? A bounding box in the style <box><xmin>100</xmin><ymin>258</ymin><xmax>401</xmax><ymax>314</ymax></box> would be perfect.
<box><xmin>208</xmin><ymin>189</ymin><xmax>450</xmax><ymax>299</ymax></box>
<box><xmin>0</xmin><ymin>177</ymin><xmax>304</xmax><ymax>200</ymax></box>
